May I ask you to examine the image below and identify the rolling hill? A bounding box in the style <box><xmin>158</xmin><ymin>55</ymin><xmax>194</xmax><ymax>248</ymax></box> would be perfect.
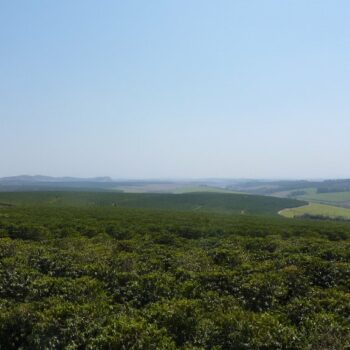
<box><xmin>0</xmin><ymin>191</ymin><xmax>306</xmax><ymax>216</ymax></box>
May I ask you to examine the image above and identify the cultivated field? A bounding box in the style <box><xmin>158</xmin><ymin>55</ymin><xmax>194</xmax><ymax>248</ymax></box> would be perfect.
<box><xmin>296</xmin><ymin>189</ymin><xmax>350</xmax><ymax>206</ymax></box>
<box><xmin>279</xmin><ymin>202</ymin><xmax>350</xmax><ymax>219</ymax></box>
<box><xmin>0</xmin><ymin>194</ymin><xmax>349</xmax><ymax>348</ymax></box>
<box><xmin>0</xmin><ymin>191</ymin><xmax>306</xmax><ymax>216</ymax></box>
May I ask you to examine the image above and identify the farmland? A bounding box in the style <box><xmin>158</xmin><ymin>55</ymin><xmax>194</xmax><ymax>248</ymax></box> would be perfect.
<box><xmin>0</xmin><ymin>191</ymin><xmax>349</xmax><ymax>349</ymax></box>
<box><xmin>295</xmin><ymin>188</ymin><xmax>350</xmax><ymax>207</ymax></box>
<box><xmin>0</xmin><ymin>191</ymin><xmax>306</xmax><ymax>216</ymax></box>
<box><xmin>279</xmin><ymin>202</ymin><xmax>350</xmax><ymax>220</ymax></box>
<box><xmin>275</xmin><ymin>187</ymin><xmax>350</xmax><ymax>219</ymax></box>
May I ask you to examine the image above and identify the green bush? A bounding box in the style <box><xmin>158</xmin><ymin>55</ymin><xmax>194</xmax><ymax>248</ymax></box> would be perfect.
<box><xmin>0</xmin><ymin>201</ymin><xmax>349</xmax><ymax>348</ymax></box>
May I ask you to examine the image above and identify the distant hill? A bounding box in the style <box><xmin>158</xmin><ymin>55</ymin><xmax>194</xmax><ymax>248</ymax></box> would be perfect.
<box><xmin>226</xmin><ymin>180</ymin><xmax>320</xmax><ymax>194</ymax></box>
<box><xmin>0</xmin><ymin>175</ymin><xmax>114</xmax><ymax>183</ymax></box>
<box><xmin>0</xmin><ymin>175</ymin><xmax>123</xmax><ymax>192</ymax></box>
<box><xmin>0</xmin><ymin>176</ymin><xmax>250</xmax><ymax>193</ymax></box>
<box><xmin>3</xmin><ymin>176</ymin><xmax>350</xmax><ymax>197</ymax></box>
<box><xmin>226</xmin><ymin>179</ymin><xmax>350</xmax><ymax>195</ymax></box>
<box><xmin>0</xmin><ymin>191</ymin><xmax>306</xmax><ymax>216</ymax></box>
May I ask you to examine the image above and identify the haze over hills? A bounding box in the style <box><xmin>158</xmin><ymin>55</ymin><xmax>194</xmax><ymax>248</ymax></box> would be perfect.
<box><xmin>2</xmin><ymin>175</ymin><xmax>350</xmax><ymax>197</ymax></box>
<box><xmin>0</xmin><ymin>175</ymin><xmax>114</xmax><ymax>183</ymax></box>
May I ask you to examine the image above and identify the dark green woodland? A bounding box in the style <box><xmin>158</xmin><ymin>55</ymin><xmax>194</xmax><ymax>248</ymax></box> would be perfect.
<box><xmin>0</xmin><ymin>192</ymin><xmax>349</xmax><ymax>349</ymax></box>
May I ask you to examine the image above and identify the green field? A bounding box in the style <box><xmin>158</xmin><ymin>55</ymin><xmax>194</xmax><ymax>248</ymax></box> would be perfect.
<box><xmin>171</xmin><ymin>185</ymin><xmax>237</xmax><ymax>194</ymax></box>
<box><xmin>279</xmin><ymin>202</ymin><xmax>350</xmax><ymax>219</ymax></box>
<box><xmin>297</xmin><ymin>188</ymin><xmax>350</xmax><ymax>204</ymax></box>
<box><xmin>0</xmin><ymin>191</ymin><xmax>306</xmax><ymax>216</ymax></box>
<box><xmin>112</xmin><ymin>184</ymin><xmax>236</xmax><ymax>194</ymax></box>
<box><xmin>274</xmin><ymin>187</ymin><xmax>350</xmax><ymax>208</ymax></box>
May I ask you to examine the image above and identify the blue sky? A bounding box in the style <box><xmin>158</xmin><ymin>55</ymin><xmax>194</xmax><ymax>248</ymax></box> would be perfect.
<box><xmin>1</xmin><ymin>1</ymin><xmax>350</xmax><ymax>179</ymax></box>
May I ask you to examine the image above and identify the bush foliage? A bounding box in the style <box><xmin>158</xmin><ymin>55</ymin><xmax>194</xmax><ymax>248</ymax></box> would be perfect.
<box><xmin>0</xmin><ymin>201</ymin><xmax>349</xmax><ymax>349</ymax></box>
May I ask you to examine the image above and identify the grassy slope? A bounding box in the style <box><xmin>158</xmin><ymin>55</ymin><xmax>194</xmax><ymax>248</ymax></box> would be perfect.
<box><xmin>298</xmin><ymin>188</ymin><xmax>350</xmax><ymax>203</ymax></box>
<box><xmin>279</xmin><ymin>202</ymin><xmax>350</xmax><ymax>219</ymax></box>
<box><xmin>171</xmin><ymin>186</ymin><xmax>237</xmax><ymax>194</ymax></box>
<box><xmin>272</xmin><ymin>187</ymin><xmax>350</xmax><ymax>218</ymax></box>
<box><xmin>0</xmin><ymin>191</ymin><xmax>306</xmax><ymax>216</ymax></box>
<box><xmin>273</xmin><ymin>187</ymin><xmax>350</xmax><ymax>205</ymax></box>
<box><xmin>112</xmin><ymin>184</ymin><xmax>236</xmax><ymax>194</ymax></box>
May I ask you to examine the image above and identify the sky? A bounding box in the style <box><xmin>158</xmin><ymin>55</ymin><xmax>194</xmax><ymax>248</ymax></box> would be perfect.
<box><xmin>1</xmin><ymin>0</ymin><xmax>350</xmax><ymax>179</ymax></box>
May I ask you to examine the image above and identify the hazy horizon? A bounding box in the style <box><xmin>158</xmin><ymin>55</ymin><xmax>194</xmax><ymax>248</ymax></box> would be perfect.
<box><xmin>0</xmin><ymin>174</ymin><xmax>342</xmax><ymax>182</ymax></box>
<box><xmin>2</xmin><ymin>1</ymin><xmax>350</xmax><ymax>179</ymax></box>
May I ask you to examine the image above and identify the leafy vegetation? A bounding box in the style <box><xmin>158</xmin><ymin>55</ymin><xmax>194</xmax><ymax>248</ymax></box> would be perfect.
<box><xmin>0</xmin><ymin>191</ymin><xmax>305</xmax><ymax>215</ymax></box>
<box><xmin>0</xmin><ymin>193</ymin><xmax>349</xmax><ymax>349</ymax></box>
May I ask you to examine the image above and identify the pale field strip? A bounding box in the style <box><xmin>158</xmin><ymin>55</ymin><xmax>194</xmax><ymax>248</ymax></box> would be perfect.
<box><xmin>279</xmin><ymin>202</ymin><xmax>350</xmax><ymax>219</ymax></box>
